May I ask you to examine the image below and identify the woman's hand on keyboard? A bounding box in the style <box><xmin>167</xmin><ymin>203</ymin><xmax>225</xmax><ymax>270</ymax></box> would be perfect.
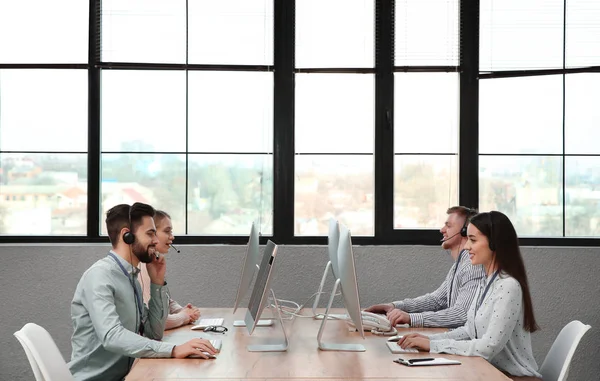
<box><xmin>172</xmin><ymin>338</ymin><xmax>217</xmax><ymax>359</ymax></box>
<box><xmin>398</xmin><ymin>333</ymin><xmax>430</xmax><ymax>352</ymax></box>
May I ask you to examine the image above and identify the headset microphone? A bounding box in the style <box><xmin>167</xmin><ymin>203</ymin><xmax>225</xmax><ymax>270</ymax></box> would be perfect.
<box><xmin>169</xmin><ymin>244</ymin><xmax>181</xmax><ymax>253</ymax></box>
<box><xmin>441</xmin><ymin>231</ymin><xmax>461</xmax><ymax>242</ymax></box>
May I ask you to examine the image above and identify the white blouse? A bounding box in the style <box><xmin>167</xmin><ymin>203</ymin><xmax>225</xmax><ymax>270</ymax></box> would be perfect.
<box><xmin>429</xmin><ymin>272</ymin><xmax>541</xmax><ymax>378</ymax></box>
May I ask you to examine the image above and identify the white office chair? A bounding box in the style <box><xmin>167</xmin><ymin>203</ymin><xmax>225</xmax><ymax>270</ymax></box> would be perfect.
<box><xmin>539</xmin><ymin>320</ymin><xmax>591</xmax><ymax>381</ymax></box>
<box><xmin>14</xmin><ymin>323</ymin><xmax>74</xmax><ymax>381</ymax></box>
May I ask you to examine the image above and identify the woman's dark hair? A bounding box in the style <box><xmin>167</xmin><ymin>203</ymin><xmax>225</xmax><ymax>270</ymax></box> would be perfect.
<box><xmin>469</xmin><ymin>211</ymin><xmax>539</xmax><ymax>333</ymax></box>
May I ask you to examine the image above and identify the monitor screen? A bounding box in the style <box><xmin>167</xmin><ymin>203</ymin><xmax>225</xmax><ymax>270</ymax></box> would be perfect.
<box><xmin>338</xmin><ymin>223</ymin><xmax>364</xmax><ymax>336</ymax></box>
<box><xmin>245</xmin><ymin>240</ymin><xmax>278</xmax><ymax>335</ymax></box>
<box><xmin>233</xmin><ymin>222</ymin><xmax>261</xmax><ymax>313</ymax></box>
<box><xmin>328</xmin><ymin>218</ymin><xmax>340</xmax><ymax>279</ymax></box>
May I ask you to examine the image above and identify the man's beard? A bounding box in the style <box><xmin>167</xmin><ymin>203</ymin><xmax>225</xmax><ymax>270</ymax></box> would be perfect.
<box><xmin>132</xmin><ymin>241</ymin><xmax>155</xmax><ymax>264</ymax></box>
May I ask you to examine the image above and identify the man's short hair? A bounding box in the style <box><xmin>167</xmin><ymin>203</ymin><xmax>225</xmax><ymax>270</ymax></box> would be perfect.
<box><xmin>105</xmin><ymin>202</ymin><xmax>156</xmax><ymax>247</ymax></box>
<box><xmin>446</xmin><ymin>206</ymin><xmax>478</xmax><ymax>223</ymax></box>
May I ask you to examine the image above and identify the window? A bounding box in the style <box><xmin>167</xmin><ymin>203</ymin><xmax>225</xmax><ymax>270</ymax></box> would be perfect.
<box><xmin>566</xmin><ymin>0</ymin><xmax>600</xmax><ymax>68</ymax></box>
<box><xmin>295</xmin><ymin>0</ymin><xmax>375</xmax><ymax>236</ymax></box>
<box><xmin>394</xmin><ymin>73</ymin><xmax>459</xmax><ymax>229</ymax></box>
<box><xmin>478</xmin><ymin>76</ymin><xmax>564</xmax><ymax>235</ymax></box>
<box><xmin>101</xmin><ymin>0</ymin><xmax>186</xmax><ymax>63</ymax></box>
<box><xmin>1</xmin><ymin>0</ymin><xmax>598</xmax><ymax>244</ymax></box>
<box><xmin>187</xmin><ymin>71</ymin><xmax>273</xmax><ymax>235</ymax></box>
<box><xmin>188</xmin><ymin>0</ymin><xmax>274</xmax><ymax>65</ymax></box>
<box><xmin>0</xmin><ymin>70</ymin><xmax>88</xmax><ymax>235</ymax></box>
<box><xmin>479</xmin><ymin>2</ymin><xmax>600</xmax><ymax>239</ymax></box>
<box><xmin>296</xmin><ymin>0</ymin><xmax>374</xmax><ymax>68</ymax></box>
<box><xmin>565</xmin><ymin>74</ymin><xmax>600</xmax><ymax>237</ymax></box>
<box><xmin>0</xmin><ymin>0</ymin><xmax>88</xmax><ymax>64</ymax></box>
<box><xmin>393</xmin><ymin>0</ymin><xmax>460</xmax><ymax>231</ymax></box>
<box><xmin>395</xmin><ymin>0</ymin><xmax>459</xmax><ymax>66</ymax></box>
<box><xmin>0</xmin><ymin>1</ymin><xmax>89</xmax><ymax>236</ymax></box>
<box><xmin>99</xmin><ymin>1</ymin><xmax>273</xmax><ymax>237</ymax></box>
<box><xmin>480</xmin><ymin>0</ymin><xmax>564</xmax><ymax>71</ymax></box>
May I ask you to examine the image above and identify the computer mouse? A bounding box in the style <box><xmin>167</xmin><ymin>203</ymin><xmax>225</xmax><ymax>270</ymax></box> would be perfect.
<box><xmin>190</xmin><ymin>352</ymin><xmax>217</xmax><ymax>359</ymax></box>
<box><xmin>387</xmin><ymin>335</ymin><xmax>404</xmax><ymax>342</ymax></box>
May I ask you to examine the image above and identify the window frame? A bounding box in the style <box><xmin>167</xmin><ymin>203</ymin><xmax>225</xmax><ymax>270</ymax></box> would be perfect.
<box><xmin>0</xmin><ymin>0</ymin><xmax>598</xmax><ymax>246</ymax></box>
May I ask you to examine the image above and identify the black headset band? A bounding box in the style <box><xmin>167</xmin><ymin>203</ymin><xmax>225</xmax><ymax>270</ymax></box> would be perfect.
<box><xmin>123</xmin><ymin>205</ymin><xmax>135</xmax><ymax>245</ymax></box>
<box><xmin>460</xmin><ymin>207</ymin><xmax>477</xmax><ymax>237</ymax></box>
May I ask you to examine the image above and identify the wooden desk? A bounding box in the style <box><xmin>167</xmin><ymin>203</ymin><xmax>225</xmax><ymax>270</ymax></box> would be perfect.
<box><xmin>126</xmin><ymin>308</ymin><xmax>510</xmax><ymax>381</ymax></box>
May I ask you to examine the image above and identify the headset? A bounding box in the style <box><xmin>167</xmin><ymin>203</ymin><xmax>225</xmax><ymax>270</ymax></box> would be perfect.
<box><xmin>116</xmin><ymin>204</ymin><xmax>142</xmax><ymax>373</ymax></box>
<box><xmin>122</xmin><ymin>206</ymin><xmax>135</xmax><ymax>245</ymax></box>
<box><xmin>441</xmin><ymin>207</ymin><xmax>478</xmax><ymax>242</ymax></box>
<box><xmin>459</xmin><ymin>207</ymin><xmax>478</xmax><ymax>237</ymax></box>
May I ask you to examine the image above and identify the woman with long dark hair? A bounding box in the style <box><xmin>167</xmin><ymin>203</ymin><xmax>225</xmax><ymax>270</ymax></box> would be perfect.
<box><xmin>398</xmin><ymin>211</ymin><xmax>541</xmax><ymax>378</ymax></box>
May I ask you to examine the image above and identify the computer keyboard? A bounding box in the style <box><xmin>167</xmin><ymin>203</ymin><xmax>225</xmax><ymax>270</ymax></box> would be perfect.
<box><xmin>209</xmin><ymin>339</ymin><xmax>222</xmax><ymax>352</ymax></box>
<box><xmin>386</xmin><ymin>341</ymin><xmax>419</xmax><ymax>354</ymax></box>
<box><xmin>191</xmin><ymin>318</ymin><xmax>225</xmax><ymax>330</ymax></box>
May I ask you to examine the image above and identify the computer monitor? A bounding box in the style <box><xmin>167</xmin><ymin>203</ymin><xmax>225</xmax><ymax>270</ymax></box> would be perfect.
<box><xmin>328</xmin><ymin>218</ymin><xmax>341</xmax><ymax>277</ymax></box>
<box><xmin>245</xmin><ymin>239</ymin><xmax>277</xmax><ymax>334</ymax></box>
<box><xmin>317</xmin><ymin>223</ymin><xmax>365</xmax><ymax>351</ymax></box>
<box><xmin>337</xmin><ymin>223</ymin><xmax>364</xmax><ymax>337</ymax></box>
<box><xmin>244</xmin><ymin>240</ymin><xmax>288</xmax><ymax>352</ymax></box>
<box><xmin>312</xmin><ymin>218</ymin><xmax>346</xmax><ymax>319</ymax></box>
<box><xmin>233</xmin><ymin>222</ymin><xmax>260</xmax><ymax>313</ymax></box>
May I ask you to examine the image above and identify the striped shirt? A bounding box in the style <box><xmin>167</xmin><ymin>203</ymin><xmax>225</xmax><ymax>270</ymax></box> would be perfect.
<box><xmin>392</xmin><ymin>250</ymin><xmax>485</xmax><ymax>328</ymax></box>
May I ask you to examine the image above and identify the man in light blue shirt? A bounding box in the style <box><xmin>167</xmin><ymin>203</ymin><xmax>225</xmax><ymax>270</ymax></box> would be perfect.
<box><xmin>69</xmin><ymin>203</ymin><xmax>216</xmax><ymax>381</ymax></box>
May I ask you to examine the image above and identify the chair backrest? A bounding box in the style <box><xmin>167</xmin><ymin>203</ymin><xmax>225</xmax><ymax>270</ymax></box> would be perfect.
<box><xmin>13</xmin><ymin>323</ymin><xmax>74</xmax><ymax>381</ymax></box>
<box><xmin>13</xmin><ymin>332</ymin><xmax>44</xmax><ymax>381</ymax></box>
<box><xmin>539</xmin><ymin>320</ymin><xmax>591</xmax><ymax>381</ymax></box>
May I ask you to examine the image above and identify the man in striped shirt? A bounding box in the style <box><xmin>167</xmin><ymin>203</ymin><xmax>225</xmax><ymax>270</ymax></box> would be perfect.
<box><xmin>365</xmin><ymin>206</ymin><xmax>485</xmax><ymax>328</ymax></box>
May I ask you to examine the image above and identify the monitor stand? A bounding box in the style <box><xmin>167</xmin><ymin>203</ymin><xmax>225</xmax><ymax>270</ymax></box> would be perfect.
<box><xmin>247</xmin><ymin>289</ymin><xmax>289</xmax><ymax>352</ymax></box>
<box><xmin>317</xmin><ymin>279</ymin><xmax>365</xmax><ymax>352</ymax></box>
<box><xmin>312</xmin><ymin>261</ymin><xmax>348</xmax><ymax>320</ymax></box>
<box><xmin>233</xmin><ymin>319</ymin><xmax>274</xmax><ymax>327</ymax></box>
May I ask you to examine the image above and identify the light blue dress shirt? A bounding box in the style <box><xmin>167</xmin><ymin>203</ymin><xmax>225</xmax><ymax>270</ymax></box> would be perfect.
<box><xmin>69</xmin><ymin>252</ymin><xmax>175</xmax><ymax>381</ymax></box>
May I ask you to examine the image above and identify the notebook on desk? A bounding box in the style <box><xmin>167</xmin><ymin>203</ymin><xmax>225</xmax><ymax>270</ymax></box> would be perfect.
<box><xmin>393</xmin><ymin>357</ymin><xmax>461</xmax><ymax>366</ymax></box>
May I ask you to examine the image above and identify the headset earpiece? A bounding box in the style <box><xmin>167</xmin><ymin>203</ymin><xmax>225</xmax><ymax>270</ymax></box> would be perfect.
<box><xmin>460</xmin><ymin>207</ymin><xmax>476</xmax><ymax>237</ymax></box>
<box><xmin>122</xmin><ymin>206</ymin><xmax>135</xmax><ymax>245</ymax></box>
<box><xmin>123</xmin><ymin>230</ymin><xmax>135</xmax><ymax>245</ymax></box>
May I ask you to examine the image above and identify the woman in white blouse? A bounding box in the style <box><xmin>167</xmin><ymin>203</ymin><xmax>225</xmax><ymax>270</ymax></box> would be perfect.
<box><xmin>140</xmin><ymin>210</ymin><xmax>201</xmax><ymax>329</ymax></box>
<box><xmin>398</xmin><ymin>211</ymin><xmax>542</xmax><ymax>379</ymax></box>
